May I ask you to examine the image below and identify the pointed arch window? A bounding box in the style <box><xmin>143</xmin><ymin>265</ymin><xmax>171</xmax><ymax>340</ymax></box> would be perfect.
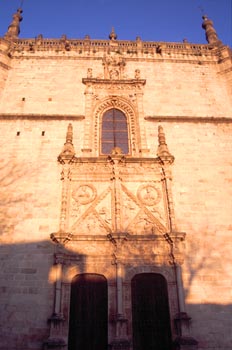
<box><xmin>101</xmin><ymin>108</ymin><xmax>129</xmax><ymax>154</ymax></box>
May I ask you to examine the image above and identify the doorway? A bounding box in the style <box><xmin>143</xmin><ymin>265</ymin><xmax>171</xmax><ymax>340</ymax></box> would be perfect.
<box><xmin>131</xmin><ymin>273</ymin><xmax>172</xmax><ymax>350</ymax></box>
<box><xmin>68</xmin><ymin>273</ymin><xmax>108</xmax><ymax>350</ymax></box>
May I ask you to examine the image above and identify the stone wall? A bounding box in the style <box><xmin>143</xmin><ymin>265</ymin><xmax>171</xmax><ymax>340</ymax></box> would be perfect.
<box><xmin>0</xmin><ymin>38</ymin><xmax>231</xmax><ymax>350</ymax></box>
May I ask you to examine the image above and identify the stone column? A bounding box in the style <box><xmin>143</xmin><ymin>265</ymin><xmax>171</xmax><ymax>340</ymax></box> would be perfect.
<box><xmin>109</xmin><ymin>250</ymin><xmax>129</xmax><ymax>350</ymax></box>
<box><xmin>135</xmin><ymin>87</ymin><xmax>150</xmax><ymax>155</ymax></box>
<box><xmin>54</xmin><ymin>262</ymin><xmax>62</xmax><ymax>316</ymax></box>
<box><xmin>173</xmin><ymin>261</ymin><xmax>198</xmax><ymax>349</ymax></box>
<box><xmin>116</xmin><ymin>261</ymin><xmax>123</xmax><ymax>317</ymax></box>
<box><xmin>43</xmin><ymin>259</ymin><xmax>66</xmax><ymax>349</ymax></box>
<box><xmin>173</xmin><ymin>263</ymin><xmax>198</xmax><ymax>349</ymax></box>
<box><xmin>82</xmin><ymin>82</ymin><xmax>94</xmax><ymax>155</ymax></box>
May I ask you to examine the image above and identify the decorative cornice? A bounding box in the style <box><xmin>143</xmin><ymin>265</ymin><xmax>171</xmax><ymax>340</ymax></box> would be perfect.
<box><xmin>10</xmin><ymin>55</ymin><xmax>221</xmax><ymax>66</ymax></box>
<box><xmin>52</xmin><ymin>232</ymin><xmax>185</xmax><ymax>242</ymax></box>
<box><xmin>145</xmin><ymin>116</ymin><xmax>232</xmax><ymax>123</ymax></box>
<box><xmin>72</xmin><ymin>155</ymin><xmax>162</xmax><ymax>164</ymax></box>
<box><xmin>82</xmin><ymin>78</ymin><xmax>146</xmax><ymax>86</ymax></box>
<box><xmin>2</xmin><ymin>36</ymin><xmax>228</xmax><ymax>62</ymax></box>
<box><xmin>8</xmin><ymin>37</ymin><xmax>221</xmax><ymax>52</ymax></box>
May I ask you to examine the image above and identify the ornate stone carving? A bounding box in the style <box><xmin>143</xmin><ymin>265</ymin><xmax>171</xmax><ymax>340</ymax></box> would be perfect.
<box><xmin>56</xmin><ymin>125</ymin><xmax>178</xmax><ymax>241</ymax></box>
<box><xmin>127</xmin><ymin>209</ymin><xmax>165</xmax><ymax>235</ymax></box>
<box><xmin>70</xmin><ymin>185</ymin><xmax>113</xmax><ymax>234</ymax></box>
<box><xmin>135</xmin><ymin>69</ymin><xmax>140</xmax><ymax>79</ymax></box>
<box><xmin>157</xmin><ymin>125</ymin><xmax>174</xmax><ymax>164</ymax></box>
<box><xmin>93</xmin><ymin>96</ymin><xmax>139</xmax><ymax>154</ymax></box>
<box><xmin>98</xmin><ymin>206</ymin><xmax>112</xmax><ymax>225</ymax></box>
<box><xmin>5</xmin><ymin>8</ymin><xmax>23</xmax><ymax>39</ymax></box>
<box><xmin>121</xmin><ymin>194</ymin><xmax>138</xmax><ymax>229</ymax></box>
<box><xmin>121</xmin><ymin>182</ymin><xmax>167</xmax><ymax>232</ymax></box>
<box><xmin>202</xmin><ymin>15</ymin><xmax>222</xmax><ymax>45</ymax></box>
<box><xmin>137</xmin><ymin>184</ymin><xmax>161</xmax><ymax>206</ymax></box>
<box><xmin>102</xmin><ymin>52</ymin><xmax>126</xmax><ymax>79</ymax></box>
<box><xmin>58</xmin><ymin>123</ymin><xmax>75</xmax><ymax>164</ymax></box>
<box><xmin>87</xmin><ymin>68</ymin><xmax>93</xmax><ymax>78</ymax></box>
<box><xmin>72</xmin><ymin>184</ymin><xmax>96</xmax><ymax>205</ymax></box>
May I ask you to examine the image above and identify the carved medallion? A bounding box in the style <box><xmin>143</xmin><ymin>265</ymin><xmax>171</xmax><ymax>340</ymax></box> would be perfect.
<box><xmin>137</xmin><ymin>185</ymin><xmax>161</xmax><ymax>206</ymax></box>
<box><xmin>72</xmin><ymin>185</ymin><xmax>96</xmax><ymax>205</ymax></box>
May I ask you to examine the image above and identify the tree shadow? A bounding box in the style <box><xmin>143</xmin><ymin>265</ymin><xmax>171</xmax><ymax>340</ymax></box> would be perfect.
<box><xmin>0</xmin><ymin>239</ymin><xmax>86</xmax><ymax>350</ymax></box>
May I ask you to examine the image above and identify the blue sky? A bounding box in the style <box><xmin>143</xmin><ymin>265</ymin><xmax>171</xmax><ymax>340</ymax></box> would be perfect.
<box><xmin>0</xmin><ymin>0</ymin><xmax>231</xmax><ymax>46</ymax></box>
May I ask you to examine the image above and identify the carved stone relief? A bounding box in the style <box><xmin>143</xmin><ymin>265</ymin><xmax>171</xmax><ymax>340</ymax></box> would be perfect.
<box><xmin>72</xmin><ymin>184</ymin><xmax>96</xmax><ymax>205</ymax></box>
<box><xmin>82</xmin><ymin>59</ymin><xmax>146</xmax><ymax>156</ymax></box>
<box><xmin>70</xmin><ymin>183</ymin><xmax>113</xmax><ymax>234</ymax></box>
<box><xmin>121</xmin><ymin>181</ymin><xmax>168</xmax><ymax>231</ymax></box>
<box><xmin>137</xmin><ymin>184</ymin><xmax>161</xmax><ymax>206</ymax></box>
<box><xmin>102</xmin><ymin>52</ymin><xmax>126</xmax><ymax>79</ymax></box>
<box><xmin>68</xmin><ymin>159</ymin><xmax>169</xmax><ymax>236</ymax></box>
<box><xmin>93</xmin><ymin>96</ymin><xmax>139</xmax><ymax>155</ymax></box>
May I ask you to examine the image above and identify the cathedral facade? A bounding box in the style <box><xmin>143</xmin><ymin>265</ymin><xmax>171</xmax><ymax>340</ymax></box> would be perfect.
<box><xmin>0</xmin><ymin>8</ymin><xmax>232</xmax><ymax>350</ymax></box>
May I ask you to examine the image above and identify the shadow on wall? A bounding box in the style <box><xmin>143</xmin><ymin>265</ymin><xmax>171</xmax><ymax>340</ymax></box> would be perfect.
<box><xmin>0</xmin><ymin>239</ymin><xmax>86</xmax><ymax>350</ymax></box>
<box><xmin>186</xmin><ymin>303</ymin><xmax>232</xmax><ymax>349</ymax></box>
<box><xmin>183</xmin><ymin>227</ymin><xmax>232</xmax><ymax>301</ymax></box>
<box><xmin>0</xmin><ymin>240</ymin><xmax>232</xmax><ymax>350</ymax></box>
<box><xmin>0</xmin><ymin>158</ymin><xmax>36</xmax><ymax>237</ymax></box>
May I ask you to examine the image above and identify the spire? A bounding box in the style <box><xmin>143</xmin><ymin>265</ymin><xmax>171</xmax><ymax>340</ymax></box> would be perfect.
<box><xmin>58</xmin><ymin>124</ymin><xmax>75</xmax><ymax>164</ymax></box>
<box><xmin>66</xmin><ymin>123</ymin><xmax>73</xmax><ymax>144</ymax></box>
<box><xmin>5</xmin><ymin>8</ymin><xmax>23</xmax><ymax>39</ymax></box>
<box><xmin>202</xmin><ymin>15</ymin><xmax>222</xmax><ymax>45</ymax></box>
<box><xmin>109</xmin><ymin>27</ymin><xmax>117</xmax><ymax>40</ymax></box>
<box><xmin>157</xmin><ymin>126</ymin><xmax>174</xmax><ymax>163</ymax></box>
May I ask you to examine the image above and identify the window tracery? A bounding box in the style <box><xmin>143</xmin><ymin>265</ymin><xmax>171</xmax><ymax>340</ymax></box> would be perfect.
<box><xmin>101</xmin><ymin>108</ymin><xmax>129</xmax><ymax>155</ymax></box>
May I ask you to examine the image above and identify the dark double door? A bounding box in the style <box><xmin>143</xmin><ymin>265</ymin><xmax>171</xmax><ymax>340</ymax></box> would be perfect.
<box><xmin>68</xmin><ymin>273</ymin><xmax>172</xmax><ymax>350</ymax></box>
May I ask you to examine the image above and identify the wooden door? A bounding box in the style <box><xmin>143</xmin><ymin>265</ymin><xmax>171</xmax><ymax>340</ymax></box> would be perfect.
<box><xmin>131</xmin><ymin>273</ymin><xmax>172</xmax><ymax>350</ymax></box>
<box><xmin>68</xmin><ymin>273</ymin><xmax>108</xmax><ymax>350</ymax></box>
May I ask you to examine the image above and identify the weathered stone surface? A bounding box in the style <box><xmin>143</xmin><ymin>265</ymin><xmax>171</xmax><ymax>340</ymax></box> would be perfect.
<box><xmin>0</xmin><ymin>15</ymin><xmax>231</xmax><ymax>350</ymax></box>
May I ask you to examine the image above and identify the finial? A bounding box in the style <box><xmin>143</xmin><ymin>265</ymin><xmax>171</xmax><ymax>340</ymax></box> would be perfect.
<box><xmin>157</xmin><ymin>126</ymin><xmax>174</xmax><ymax>163</ymax></box>
<box><xmin>58</xmin><ymin>124</ymin><xmax>75</xmax><ymax>164</ymax></box>
<box><xmin>66</xmin><ymin>123</ymin><xmax>73</xmax><ymax>144</ymax></box>
<box><xmin>5</xmin><ymin>8</ymin><xmax>23</xmax><ymax>39</ymax></box>
<box><xmin>109</xmin><ymin>27</ymin><xmax>117</xmax><ymax>40</ymax></box>
<box><xmin>202</xmin><ymin>15</ymin><xmax>222</xmax><ymax>45</ymax></box>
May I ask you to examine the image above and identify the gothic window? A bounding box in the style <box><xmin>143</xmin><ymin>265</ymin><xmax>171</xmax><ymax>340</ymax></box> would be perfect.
<box><xmin>131</xmin><ymin>273</ymin><xmax>172</xmax><ymax>350</ymax></box>
<box><xmin>101</xmin><ymin>108</ymin><xmax>129</xmax><ymax>154</ymax></box>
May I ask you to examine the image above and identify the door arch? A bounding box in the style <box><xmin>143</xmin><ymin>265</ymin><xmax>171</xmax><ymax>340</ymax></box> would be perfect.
<box><xmin>131</xmin><ymin>273</ymin><xmax>172</xmax><ymax>350</ymax></box>
<box><xmin>68</xmin><ymin>273</ymin><xmax>108</xmax><ymax>350</ymax></box>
